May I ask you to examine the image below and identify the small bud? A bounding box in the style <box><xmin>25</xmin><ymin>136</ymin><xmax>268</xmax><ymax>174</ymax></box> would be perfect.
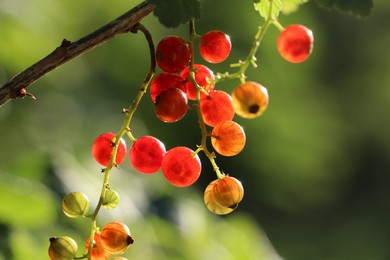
<box><xmin>48</xmin><ymin>236</ymin><xmax>78</xmax><ymax>260</ymax></box>
<box><xmin>102</xmin><ymin>189</ymin><xmax>120</xmax><ymax>210</ymax></box>
<box><xmin>62</xmin><ymin>191</ymin><xmax>90</xmax><ymax>218</ymax></box>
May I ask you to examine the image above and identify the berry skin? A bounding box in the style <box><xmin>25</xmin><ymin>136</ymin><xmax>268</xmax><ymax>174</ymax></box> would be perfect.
<box><xmin>129</xmin><ymin>136</ymin><xmax>166</xmax><ymax>174</ymax></box>
<box><xmin>200</xmin><ymin>90</ymin><xmax>235</xmax><ymax>127</ymax></box>
<box><xmin>211</xmin><ymin>120</ymin><xmax>246</xmax><ymax>157</ymax></box>
<box><xmin>62</xmin><ymin>191</ymin><xmax>90</xmax><ymax>218</ymax></box>
<box><xmin>100</xmin><ymin>222</ymin><xmax>134</xmax><ymax>255</ymax></box>
<box><xmin>200</xmin><ymin>30</ymin><xmax>232</xmax><ymax>63</ymax></box>
<box><xmin>180</xmin><ymin>64</ymin><xmax>215</xmax><ymax>100</ymax></box>
<box><xmin>92</xmin><ymin>133</ymin><xmax>127</xmax><ymax>167</ymax></box>
<box><xmin>212</xmin><ymin>176</ymin><xmax>244</xmax><ymax>209</ymax></box>
<box><xmin>231</xmin><ymin>81</ymin><xmax>269</xmax><ymax>119</ymax></box>
<box><xmin>161</xmin><ymin>146</ymin><xmax>202</xmax><ymax>187</ymax></box>
<box><xmin>155</xmin><ymin>88</ymin><xmax>188</xmax><ymax>123</ymax></box>
<box><xmin>150</xmin><ymin>73</ymin><xmax>186</xmax><ymax>103</ymax></box>
<box><xmin>156</xmin><ymin>36</ymin><xmax>191</xmax><ymax>73</ymax></box>
<box><xmin>204</xmin><ymin>180</ymin><xmax>234</xmax><ymax>215</ymax></box>
<box><xmin>48</xmin><ymin>236</ymin><xmax>78</xmax><ymax>260</ymax></box>
<box><xmin>86</xmin><ymin>233</ymin><xmax>110</xmax><ymax>260</ymax></box>
<box><xmin>277</xmin><ymin>24</ymin><xmax>314</xmax><ymax>63</ymax></box>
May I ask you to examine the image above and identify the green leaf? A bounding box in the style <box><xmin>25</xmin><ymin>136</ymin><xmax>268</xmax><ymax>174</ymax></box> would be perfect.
<box><xmin>148</xmin><ymin>0</ymin><xmax>201</xmax><ymax>28</ymax></box>
<box><xmin>315</xmin><ymin>0</ymin><xmax>373</xmax><ymax>17</ymax></box>
<box><xmin>282</xmin><ymin>0</ymin><xmax>309</xmax><ymax>14</ymax></box>
<box><xmin>253</xmin><ymin>0</ymin><xmax>283</xmax><ymax>20</ymax></box>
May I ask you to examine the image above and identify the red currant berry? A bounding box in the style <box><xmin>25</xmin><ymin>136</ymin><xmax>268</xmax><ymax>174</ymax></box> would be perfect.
<box><xmin>277</xmin><ymin>24</ymin><xmax>314</xmax><ymax>63</ymax></box>
<box><xmin>204</xmin><ymin>180</ymin><xmax>234</xmax><ymax>215</ymax></box>
<box><xmin>156</xmin><ymin>36</ymin><xmax>191</xmax><ymax>73</ymax></box>
<box><xmin>180</xmin><ymin>64</ymin><xmax>215</xmax><ymax>100</ymax></box>
<box><xmin>100</xmin><ymin>222</ymin><xmax>134</xmax><ymax>255</ymax></box>
<box><xmin>129</xmin><ymin>136</ymin><xmax>166</xmax><ymax>174</ymax></box>
<box><xmin>161</xmin><ymin>146</ymin><xmax>201</xmax><ymax>187</ymax></box>
<box><xmin>212</xmin><ymin>176</ymin><xmax>244</xmax><ymax>209</ymax></box>
<box><xmin>155</xmin><ymin>88</ymin><xmax>188</xmax><ymax>123</ymax></box>
<box><xmin>92</xmin><ymin>133</ymin><xmax>127</xmax><ymax>167</ymax></box>
<box><xmin>199</xmin><ymin>30</ymin><xmax>232</xmax><ymax>63</ymax></box>
<box><xmin>85</xmin><ymin>233</ymin><xmax>110</xmax><ymax>260</ymax></box>
<box><xmin>49</xmin><ymin>236</ymin><xmax>78</xmax><ymax>260</ymax></box>
<box><xmin>211</xmin><ymin>120</ymin><xmax>246</xmax><ymax>157</ymax></box>
<box><xmin>231</xmin><ymin>81</ymin><xmax>269</xmax><ymax>119</ymax></box>
<box><xmin>200</xmin><ymin>90</ymin><xmax>235</xmax><ymax>127</ymax></box>
<box><xmin>150</xmin><ymin>73</ymin><xmax>186</xmax><ymax>103</ymax></box>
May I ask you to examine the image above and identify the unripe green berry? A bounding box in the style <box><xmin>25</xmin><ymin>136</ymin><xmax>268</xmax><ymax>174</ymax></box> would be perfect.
<box><xmin>62</xmin><ymin>191</ymin><xmax>90</xmax><ymax>218</ymax></box>
<box><xmin>102</xmin><ymin>189</ymin><xmax>120</xmax><ymax>210</ymax></box>
<box><xmin>48</xmin><ymin>236</ymin><xmax>78</xmax><ymax>260</ymax></box>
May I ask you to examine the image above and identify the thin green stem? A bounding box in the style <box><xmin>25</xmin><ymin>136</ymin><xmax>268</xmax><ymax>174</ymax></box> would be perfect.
<box><xmin>215</xmin><ymin>0</ymin><xmax>277</xmax><ymax>83</ymax></box>
<box><xmin>188</xmin><ymin>19</ymin><xmax>225</xmax><ymax>180</ymax></box>
<box><xmin>85</xmin><ymin>22</ymin><xmax>155</xmax><ymax>260</ymax></box>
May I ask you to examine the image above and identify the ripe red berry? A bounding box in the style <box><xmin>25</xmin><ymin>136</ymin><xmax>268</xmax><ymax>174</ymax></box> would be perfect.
<box><xmin>129</xmin><ymin>136</ymin><xmax>166</xmax><ymax>174</ymax></box>
<box><xmin>199</xmin><ymin>30</ymin><xmax>232</xmax><ymax>63</ymax></box>
<box><xmin>155</xmin><ymin>88</ymin><xmax>188</xmax><ymax>123</ymax></box>
<box><xmin>211</xmin><ymin>120</ymin><xmax>246</xmax><ymax>156</ymax></box>
<box><xmin>100</xmin><ymin>222</ymin><xmax>134</xmax><ymax>255</ymax></box>
<box><xmin>156</xmin><ymin>36</ymin><xmax>191</xmax><ymax>73</ymax></box>
<box><xmin>150</xmin><ymin>73</ymin><xmax>186</xmax><ymax>103</ymax></box>
<box><xmin>180</xmin><ymin>64</ymin><xmax>215</xmax><ymax>100</ymax></box>
<box><xmin>277</xmin><ymin>24</ymin><xmax>314</xmax><ymax>63</ymax></box>
<box><xmin>161</xmin><ymin>146</ymin><xmax>201</xmax><ymax>187</ymax></box>
<box><xmin>91</xmin><ymin>133</ymin><xmax>127</xmax><ymax>167</ymax></box>
<box><xmin>200</xmin><ymin>90</ymin><xmax>235</xmax><ymax>127</ymax></box>
<box><xmin>231</xmin><ymin>81</ymin><xmax>269</xmax><ymax>119</ymax></box>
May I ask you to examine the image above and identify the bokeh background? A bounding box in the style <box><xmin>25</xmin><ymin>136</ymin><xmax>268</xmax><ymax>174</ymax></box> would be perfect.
<box><xmin>1</xmin><ymin>0</ymin><xmax>390</xmax><ymax>259</ymax></box>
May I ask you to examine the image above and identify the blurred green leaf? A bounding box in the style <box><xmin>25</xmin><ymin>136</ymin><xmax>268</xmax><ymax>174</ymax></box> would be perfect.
<box><xmin>254</xmin><ymin>0</ymin><xmax>283</xmax><ymax>20</ymax></box>
<box><xmin>149</xmin><ymin>0</ymin><xmax>201</xmax><ymax>28</ymax></box>
<box><xmin>315</xmin><ymin>0</ymin><xmax>373</xmax><ymax>17</ymax></box>
<box><xmin>0</xmin><ymin>173</ymin><xmax>56</xmax><ymax>228</ymax></box>
<box><xmin>282</xmin><ymin>0</ymin><xmax>309</xmax><ymax>14</ymax></box>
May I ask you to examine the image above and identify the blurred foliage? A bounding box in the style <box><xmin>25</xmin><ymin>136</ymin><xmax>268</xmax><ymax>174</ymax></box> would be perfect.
<box><xmin>1</xmin><ymin>0</ymin><xmax>390</xmax><ymax>259</ymax></box>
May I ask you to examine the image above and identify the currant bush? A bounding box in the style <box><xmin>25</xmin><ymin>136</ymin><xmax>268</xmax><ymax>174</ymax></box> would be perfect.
<box><xmin>129</xmin><ymin>135</ymin><xmax>166</xmax><ymax>174</ymax></box>
<box><xmin>231</xmin><ymin>81</ymin><xmax>269</xmax><ymax>119</ymax></box>
<box><xmin>211</xmin><ymin>120</ymin><xmax>246</xmax><ymax>156</ymax></box>
<box><xmin>200</xmin><ymin>30</ymin><xmax>232</xmax><ymax>63</ymax></box>
<box><xmin>91</xmin><ymin>132</ymin><xmax>127</xmax><ymax>167</ymax></box>
<box><xmin>161</xmin><ymin>146</ymin><xmax>202</xmax><ymax>187</ymax></box>
<box><xmin>180</xmin><ymin>64</ymin><xmax>215</xmax><ymax>100</ymax></box>
<box><xmin>277</xmin><ymin>24</ymin><xmax>314</xmax><ymax>63</ymax></box>
<box><xmin>156</xmin><ymin>36</ymin><xmax>191</xmax><ymax>73</ymax></box>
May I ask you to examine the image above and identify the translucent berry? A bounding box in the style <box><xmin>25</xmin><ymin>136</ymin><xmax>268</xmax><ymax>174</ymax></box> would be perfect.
<box><xmin>199</xmin><ymin>30</ymin><xmax>232</xmax><ymax>63</ymax></box>
<box><xmin>156</xmin><ymin>36</ymin><xmax>191</xmax><ymax>73</ymax></box>
<box><xmin>150</xmin><ymin>73</ymin><xmax>186</xmax><ymax>103</ymax></box>
<box><xmin>155</xmin><ymin>88</ymin><xmax>188</xmax><ymax>123</ymax></box>
<box><xmin>92</xmin><ymin>132</ymin><xmax>127</xmax><ymax>167</ymax></box>
<box><xmin>204</xmin><ymin>180</ymin><xmax>234</xmax><ymax>215</ymax></box>
<box><xmin>86</xmin><ymin>233</ymin><xmax>110</xmax><ymax>260</ymax></box>
<box><xmin>180</xmin><ymin>64</ymin><xmax>215</xmax><ymax>100</ymax></box>
<box><xmin>100</xmin><ymin>222</ymin><xmax>134</xmax><ymax>255</ymax></box>
<box><xmin>200</xmin><ymin>90</ymin><xmax>235</xmax><ymax>127</ymax></box>
<box><xmin>277</xmin><ymin>24</ymin><xmax>314</xmax><ymax>63</ymax></box>
<box><xmin>212</xmin><ymin>176</ymin><xmax>244</xmax><ymax>209</ymax></box>
<box><xmin>129</xmin><ymin>136</ymin><xmax>166</xmax><ymax>174</ymax></box>
<box><xmin>161</xmin><ymin>146</ymin><xmax>201</xmax><ymax>187</ymax></box>
<box><xmin>48</xmin><ymin>236</ymin><xmax>78</xmax><ymax>260</ymax></box>
<box><xmin>102</xmin><ymin>189</ymin><xmax>120</xmax><ymax>210</ymax></box>
<box><xmin>62</xmin><ymin>191</ymin><xmax>90</xmax><ymax>218</ymax></box>
<box><xmin>231</xmin><ymin>81</ymin><xmax>269</xmax><ymax>119</ymax></box>
<box><xmin>211</xmin><ymin>120</ymin><xmax>246</xmax><ymax>156</ymax></box>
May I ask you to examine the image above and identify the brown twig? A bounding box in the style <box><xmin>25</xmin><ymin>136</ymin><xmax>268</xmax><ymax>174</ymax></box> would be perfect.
<box><xmin>0</xmin><ymin>1</ymin><xmax>155</xmax><ymax>107</ymax></box>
